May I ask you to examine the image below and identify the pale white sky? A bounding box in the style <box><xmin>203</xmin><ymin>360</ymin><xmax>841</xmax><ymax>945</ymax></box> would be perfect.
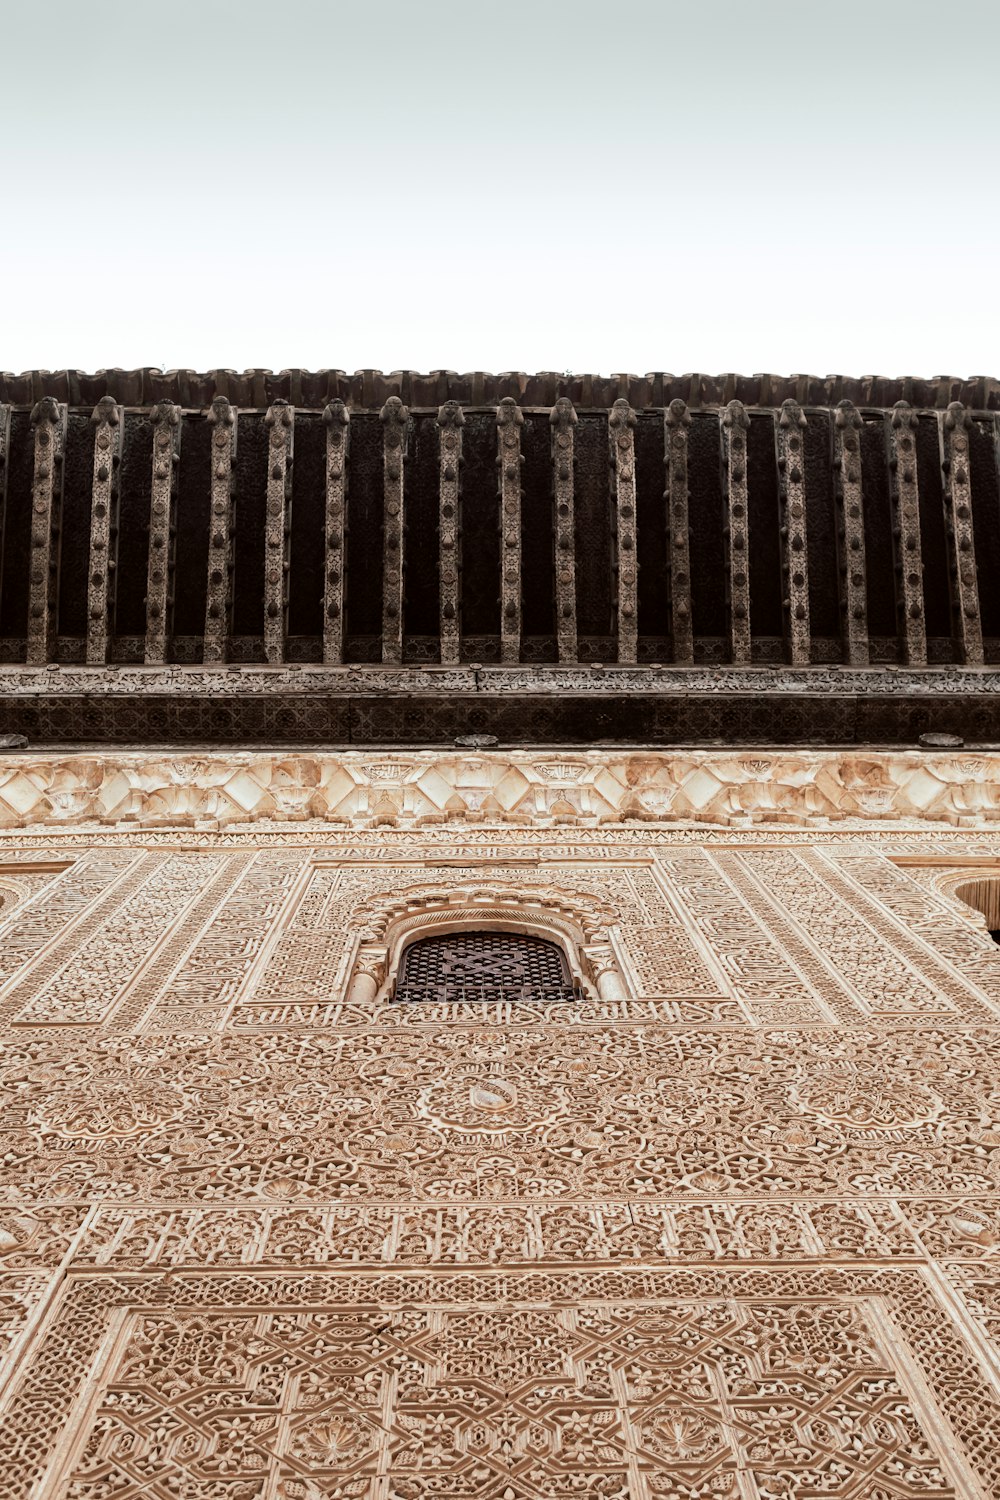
<box><xmin>2</xmin><ymin>0</ymin><xmax>998</xmax><ymax>378</ymax></box>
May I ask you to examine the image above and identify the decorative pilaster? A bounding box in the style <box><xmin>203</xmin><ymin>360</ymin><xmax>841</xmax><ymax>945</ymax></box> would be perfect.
<box><xmin>263</xmin><ymin>400</ymin><xmax>293</xmax><ymax>664</ymax></box>
<box><xmin>941</xmin><ymin>402</ymin><xmax>983</xmax><ymax>666</ymax></box>
<box><xmin>26</xmin><ymin>397</ymin><xmax>66</xmax><ymax>665</ymax></box>
<box><xmin>832</xmin><ymin>400</ymin><xmax>869</xmax><ymax>666</ymax></box>
<box><xmin>886</xmin><ymin>402</ymin><xmax>926</xmax><ymax>666</ymax></box>
<box><xmin>322</xmin><ymin>400</ymin><xmax>350</xmax><ymax>665</ymax></box>
<box><xmin>721</xmin><ymin>400</ymin><xmax>752</xmax><ymax>665</ymax></box>
<box><xmin>437</xmin><ymin>400</ymin><xmax>464</xmax><ymax>665</ymax></box>
<box><xmin>776</xmin><ymin>399</ymin><xmax>810</xmax><ymax>665</ymax></box>
<box><xmin>86</xmin><ymin>397</ymin><xmax>122</xmax><ymax>664</ymax></box>
<box><xmin>203</xmin><ymin>397</ymin><xmax>237</xmax><ymax>664</ymax></box>
<box><xmin>550</xmin><ymin>396</ymin><xmax>577</xmax><ymax>662</ymax></box>
<box><xmin>497</xmin><ymin>397</ymin><xmax>523</xmax><ymax>664</ymax></box>
<box><xmin>380</xmin><ymin>395</ymin><xmax>408</xmax><ymax>664</ymax></box>
<box><xmin>144</xmin><ymin>400</ymin><xmax>181</xmax><ymax>665</ymax></box>
<box><xmin>665</xmin><ymin>400</ymin><xmax>693</xmax><ymax>666</ymax></box>
<box><xmin>609</xmin><ymin>399</ymin><xmax>638</xmax><ymax>664</ymax></box>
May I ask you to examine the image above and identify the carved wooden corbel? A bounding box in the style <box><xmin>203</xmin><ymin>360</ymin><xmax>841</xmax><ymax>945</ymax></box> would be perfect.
<box><xmin>87</xmin><ymin>397</ymin><xmax>122</xmax><ymax>665</ymax></box>
<box><xmin>263</xmin><ymin>399</ymin><xmax>294</xmax><ymax>664</ymax></box>
<box><xmin>497</xmin><ymin>397</ymin><xmax>523</xmax><ymax>664</ymax></box>
<box><xmin>550</xmin><ymin>397</ymin><xmax>578</xmax><ymax>663</ymax></box>
<box><xmin>437</xmin><ymin>401</ymin><xmax>464</xmax><ymax>665</ymax></box>
<box><xmin>322</xmin><ymin>400</ymin><xmax>350</xmax><ymax>664</ymax></box>
<box><xmin>203</xmin><ymin>396</ymin><xmax>237</xmax><ymax>664</ymax></box>
<box><xmin>609</xmin><ymin>399</ymin><xmax>638</xmax><ymax>665</ymax></box>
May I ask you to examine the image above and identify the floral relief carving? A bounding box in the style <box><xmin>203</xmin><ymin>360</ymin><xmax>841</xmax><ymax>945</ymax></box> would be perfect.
<box><xmin>28</xmin><ymin>1075</ymin><xmax>186</xmax><ymax>1142</ymax></box>
<box><xmin>0</xmin><ymin>803</ymin><xmax>997</xmax><ymax>1494</ymax></box>
<box><xmin>1</xmin><ymin>1270</ymin><xmax>994</xmax><ymax>1500</ymax></box>
<box><xmin>0</xmin><ymin>1020</ymin><xmax>996</xmax><ymax>1207</ymax></box>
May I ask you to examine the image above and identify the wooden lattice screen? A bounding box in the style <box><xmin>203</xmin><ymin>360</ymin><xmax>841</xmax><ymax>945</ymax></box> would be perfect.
<box><xmin>394</xmin><ymin>930</ymin><xmax>577</xmax><ymax>1004</ymax></box>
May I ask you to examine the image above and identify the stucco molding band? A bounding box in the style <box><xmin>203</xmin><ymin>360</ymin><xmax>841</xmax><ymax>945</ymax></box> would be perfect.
<box><xmin>2</xmin><ymin>748</ymin><xmax>1000</xmax><ymax>830</ymax></box>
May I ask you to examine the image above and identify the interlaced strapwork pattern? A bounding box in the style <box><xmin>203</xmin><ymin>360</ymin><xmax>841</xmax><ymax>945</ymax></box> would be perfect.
<box><xmin>0</xmin><ymin>828</ymin><xmax>999</xmax><ymax>1498</ymax></box>
<box><xmin>396</xmin><ymin>929</ymin><xmax>577</xmax><ymax>1005</ymax></box>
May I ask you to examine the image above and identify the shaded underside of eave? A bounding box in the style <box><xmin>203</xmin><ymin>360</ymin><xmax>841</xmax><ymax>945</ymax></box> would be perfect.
<box><xmin>3</xmin><ymin>368</ymin><xmax>1000</xmax><ymax>411</ymax></box>
<box><xmin>1</xmin><ymin>670</ymin><xmax>996</xmax><ymax>746</ymax></box>
<box><xmin>5</xmin><ymin>372</ymin><xmax>1000</xmax><ymax>692</ymax></box>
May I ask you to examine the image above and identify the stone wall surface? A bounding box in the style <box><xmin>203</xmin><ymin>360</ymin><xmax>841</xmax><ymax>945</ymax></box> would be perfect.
<box><xmin>0</xmin><ymin>754</ymin><xmax>1000</xmax><ymax>1495</ymax></box>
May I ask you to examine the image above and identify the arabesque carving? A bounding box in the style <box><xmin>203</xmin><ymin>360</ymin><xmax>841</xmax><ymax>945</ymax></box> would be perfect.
<box><xmin>0</xmin><ymin>773</ymin><xmax>998</xmax><ymax>1494</ymax></box>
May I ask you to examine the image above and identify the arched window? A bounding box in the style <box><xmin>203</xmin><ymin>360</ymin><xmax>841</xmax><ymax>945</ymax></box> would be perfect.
<box><xmin>395</xmin><ymin>930</ymin><xmax>578</xmax><ymax>1004</ymax></box>
<box><xmin>344</xmin><ymin>882</ymin><xmax>630</xmax><ymax>1004</ymax></box>
<box><xmin>953</xmin><ymin>878</ymin><xmax>1000</xmax><ymax>944</ymax></box>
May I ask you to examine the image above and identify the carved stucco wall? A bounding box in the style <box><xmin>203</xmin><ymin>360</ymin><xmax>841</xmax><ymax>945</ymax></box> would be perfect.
<box><xmin>1</xmin><ymin>754</ymin><xmax>1000</xmax><ymax>1495</ymax></box>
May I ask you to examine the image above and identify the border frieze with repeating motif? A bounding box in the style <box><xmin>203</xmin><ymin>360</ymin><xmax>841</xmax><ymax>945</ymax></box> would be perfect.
<box><xmin>3</xmin><ymin>749</ymin><xmax>1000</xmax><ymax>831</ymax></box>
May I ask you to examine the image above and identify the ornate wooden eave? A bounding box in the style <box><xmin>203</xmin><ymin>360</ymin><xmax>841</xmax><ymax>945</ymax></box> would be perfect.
<box><xmin>1</xmin><ymin>369</ymin><xmax>998</xmax><ymax>746</ymax></box>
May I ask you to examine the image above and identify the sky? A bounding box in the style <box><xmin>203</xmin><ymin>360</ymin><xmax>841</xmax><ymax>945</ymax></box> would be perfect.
<box><xmin>2</xmin><ymin>0</ymin><xmax>998</xmax><ymax>379</ymax></box>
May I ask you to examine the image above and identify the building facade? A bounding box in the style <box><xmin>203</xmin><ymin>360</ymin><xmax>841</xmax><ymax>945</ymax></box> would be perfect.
<box><xmin>1</xmin><ymin>370</ymin><xmax>999</xmax><ymax>1497</ymax></box>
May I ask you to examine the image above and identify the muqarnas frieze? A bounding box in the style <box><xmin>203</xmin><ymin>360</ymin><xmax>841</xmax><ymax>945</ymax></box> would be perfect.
<box><xmin>3</xmin><ymin>748</ymin><xmax>1000</xmax><ymax>829</ymax></box>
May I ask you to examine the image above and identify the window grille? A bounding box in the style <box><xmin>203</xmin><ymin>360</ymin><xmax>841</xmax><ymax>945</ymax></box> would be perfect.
<box><xmin>395</xmin><ymin>930</ymin><xmax>579</xmax><ymax>1004</ymax></box>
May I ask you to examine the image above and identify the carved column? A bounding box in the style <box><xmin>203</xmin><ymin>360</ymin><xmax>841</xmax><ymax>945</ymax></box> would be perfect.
<box><xmin>550</xmin><ymin>396</ymin><xmax>578</xmax><ymax>662</ymax></box>
<box><xmin>346</xmin><ymin>970</ymin><xmax>378</xmax><ymax>1004</ymax></box>
<box><xmin>86</xmin><ymin>397</ymin><xmax>122</xmax><ymax>665</ymax></box>
<box><xmin>497</xmin><ymin>397</ymin><xmax>523</xmax><ymax>664</ymax></box>
<box><xmin>26</xmin><ymin>397</ymin><xmax>66</xmax><ymax>665</ymax></box>
<box><xmin>609</xmin><ymin>399</ymin><xmax>638</xmax><ymax>664</ymax></box>
<box><xmin>941</xmin><ymin>402</ymin><xmax>983</xmax><ymax>666</ymax></box>
<box><xmin>832</xmin><ymin>400</ymin><xmax>869</xmax><ymax>666</ymax></box>
<box><xmin>322</xmin><ymin>400</ymin><xmax>349</xmax><ymax>665</ymax></box>
<box><xmin>886</xmin><ymin>402</ymin><xmax>926</xmax><ymax>666</ymax></box>
<box><xmin>665</xmin><ymin>400</ymin><xmax>693</xmax><ymax>666</ymax></box>
<box><xmin>347</xmin><ymin>943</ymin><xmax>388</xmax><ymax>1004</ymax></box>
<box><xmin>776</xmin><ymin>399</ymin><xmax>810</xmax><ymax>666</ymax></box>
<box><xmin>380</xmin><ymin>396</ymin><xmax>408</xmax><ymax>665</ymax></box>
<box><xmin>263</xmin><ymin>400</ymin><xmax>293</xmax><ymax>665</ymax></box>
<box><xmin>584</xmin><ymin>942</ymin><xmax>628</xmax><ymax>1001</ymax></box>
<box><xmin>203</xmin><ymin>397</ymin><xmax>237</xmax><ymax>664</ymax></box>
<box><xmin>721</xmin><ymin>400</ymin><xmax>751</xmax><ymax>665</ymax></box>
<box><xmin>144</xmin><ymin>401</ymin><xmax>181</xmax><ymax>665</ymax></box>
<box><xmin>437</xmin><ymin>401</ymin><xmax>464</xmax><ymax>665</ymax></box>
